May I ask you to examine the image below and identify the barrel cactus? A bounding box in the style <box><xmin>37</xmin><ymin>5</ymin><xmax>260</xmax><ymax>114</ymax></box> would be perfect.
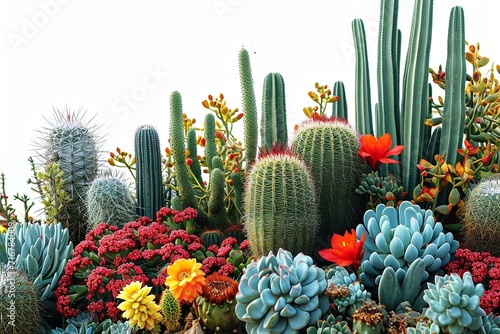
<box><xmin>0</xmin><ymin>221</ymin><xmax>73</xmax><ymax>300</ymax></box>
<box><xmin>86</xmin><ymin>170</ymin><xmax>136</xmax><ymax>230</ymax></box>
<box><xmin>291</xmin><ymin>116</ymin><xmax>364</xmax><ymax>238</ymax></box>
<box><xmin>423</xmin><ymin>272</ymin><xmax>486</xmax><ymax>333</ymax></box>
<box><xmin>356</xmin><ymin>201</ymin><xmax>459</xmax><ymax>289</ymax></box>
<box><xmin>235</xmin><ymin>248</ymin><xmax>330</xmax><ymax>333</ymax></box>
<box><xmin>306</xmin><ymin>314</ymin><xmax>352</xmax><ymax>334</ymax></box>
<box><xmin>351</xmin><ymin>300</ymin><xmax>387</xmax><ymax>334</ymax></box>
<box><xmin>0</xmin><ymin>265</ymin><xmax>43</xmax><ymax>334</ymax></box>
<box><xmin>463</xmin><ymin>176</ymin><xmax>500</xmax><ymax>256</ymax></box>
<box><xmin>242</xmin><ymin>145</ymin><xmax>320</xmax><ymax>257</ymax></box>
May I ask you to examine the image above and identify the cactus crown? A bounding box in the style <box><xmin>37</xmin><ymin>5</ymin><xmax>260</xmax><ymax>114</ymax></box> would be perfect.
<box><xmin>201</xmin><ymin>273</ymin><xmax>239</xmax><ymax>304</ymax></box>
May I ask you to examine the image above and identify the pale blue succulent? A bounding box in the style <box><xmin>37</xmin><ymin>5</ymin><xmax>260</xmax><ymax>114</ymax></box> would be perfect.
<box><xmin>51</xmin><ymin>313</ymin><xmax>95</xmax><ymax>334</ymax></box>
<box><xmin>356</xmin><ymin>201</ymin><xmax>459</xmax><ymax>289</ymax></box>
<box><xmin>471</xmin><ymin>313</ymin><xmax>500</xmax><ymax>334</ymax></box>
<box><xmin>306</xmin><ymin>314</ymin><xmax>352</xmax><ymax>334</ymax></box>
<box><xmin>235</xmin><ymin>248</ymin><xmax>330</xmax><ymax>333</ymax></box>
<box><xmin>325</xmin><ymin>266</ymin><xmax>370</xmax><ymax>314</ymax></box>
<box><xmin>423</xmin><ymin>272</ymin><xmax>486</xmax><ymax>333</ymax></box>
<box><xmin>406</xmin><ymin>322</ymin><xmax>441</xmax><ymax>334</ymax></box>
<box><xmin>0</xmin><ymin>221</ymin><xmax>73</xmax><ymax>300</ymax></box>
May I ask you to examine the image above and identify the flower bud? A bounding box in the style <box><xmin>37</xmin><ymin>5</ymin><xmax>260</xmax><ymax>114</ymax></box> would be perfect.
<box><xmin>186</xmin><ymin>158</ymin><xmax>193</xmax><ymax>166</ymax></box>
<box><xmin>108</xmin><ymin>157</ymin><xmax>115</xmax><ymax>166</ymax></box>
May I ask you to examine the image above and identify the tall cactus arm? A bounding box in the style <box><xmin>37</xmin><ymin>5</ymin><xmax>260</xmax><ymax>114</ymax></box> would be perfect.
<box><xmin>332</xmin><ymin>81</ymin><xmax>348</xmax><ymax>120</ymax></box>
<box><xmin>169</xmin><ymin>91</ymin><xmax>208</xmax><ymax>225</ymax></box>
<box><xmin>352</xmin><ymin>18</ymin><xmax>374</xmax><ymax>135</ymax></box>
<box><xmin>261</xmin><ymin>72</ymin><xmax>287</xmax><ymax>149</ymax></box>
<box><xmin>400</xmin><ymin>0</ymin><xmax>434</xmax><ymax>195</ymax></box>
<box><xmin>439</xmin><ymin>6</ymin><xmax>466</xmax><ymax>165</ymax></box>
<box><xmin>186</xmin><ymin>127</ymin><xmax>204</xmax><ymax>186</ymax></box>
<box><xmin>207</xmin><ymin>168</ymin><xmax>228</xmax><ymax>230</ymax></box>
<box><xmin>239</xmin><ymin>48</ymin><xmax>258</xmax><ymax>167</ymax></box>
<box><xmin>204</xmin><ymin>113</ymin><xmax>218</xmax><ymax>172</ymax></box>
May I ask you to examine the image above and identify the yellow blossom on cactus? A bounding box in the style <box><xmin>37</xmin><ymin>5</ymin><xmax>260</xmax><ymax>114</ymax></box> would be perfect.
<box><xmin>0</xmin><ymin>225</ymin><xmax>6</xmax><ymax>233</ymax></box>
<box><xmin>116</xmin><ymin>281</ymin><xmax>163</xmax><ymax>331</ymax></box>
<box><xmin>165</xmin><ymin>258</ymin><xmax>206</xmax><ymax>303</ymax></box>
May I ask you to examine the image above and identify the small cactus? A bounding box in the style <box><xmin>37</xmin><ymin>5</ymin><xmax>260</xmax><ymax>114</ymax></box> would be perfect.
<box><xmin>159</xmin><ymin>289</ymin><xmax>182</xmax><ymax>332</ymax></box>
<box><xmin>351</xmin><ymin>300</ymin><xmax>387</xmax><ymax>334</ymax></box>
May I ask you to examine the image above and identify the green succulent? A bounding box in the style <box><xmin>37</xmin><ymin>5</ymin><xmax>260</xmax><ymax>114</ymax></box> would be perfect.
<box><xmin>325</xmin><ymin>266</ymin><xmax>371</xmax><ymax>315</ymax></box>
<box><xmin>355</xmin><ymin>172</ymin><xmax>406</xmax><ymax>209</ymax></box>
<box><xmin>406</xmin><ymin>321</ymin><xmax>441</xmax><ymax>334</ymax></box>
<box><xmin>423</xmin><ymin>272</ymin><xmax>486</xmax><ymax>333</ymax></box>
<box><xmin>306</xmin><ymin>314</ymin><xmax>352</xmax><ymax>334</ymax></box>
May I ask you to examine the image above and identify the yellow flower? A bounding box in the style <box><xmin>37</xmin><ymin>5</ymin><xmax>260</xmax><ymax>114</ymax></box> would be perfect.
<box><xmin>165</xmin><ymin>258</ymin><xmax>206</xmax><ymax>303</ymax></box>
<box><xmin>116</xmin><ymin>281</ymin><xmax>163</xmax><ymax>331</ymax></box>
<box><xmin>0</xmin><ymin>225</ymin><xmax>7</xmax><ymax>233</ymax></box>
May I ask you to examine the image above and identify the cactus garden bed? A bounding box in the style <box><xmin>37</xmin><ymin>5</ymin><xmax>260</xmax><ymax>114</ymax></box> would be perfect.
<box><xmin>2</xmin><ymin>0</ymin><xmax>500</xmax><ymax>333</ymax></box>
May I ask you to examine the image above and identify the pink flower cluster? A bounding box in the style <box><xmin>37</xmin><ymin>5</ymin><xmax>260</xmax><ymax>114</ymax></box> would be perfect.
<box><xmin>55</xmin><ymin>207</ymin><xmax>250</xmax><ymax>323</ymax></box>
<box><xmin>445</xmin><ymin>247</ymin><xmax>500</xmax><ymax>316</ymax></box>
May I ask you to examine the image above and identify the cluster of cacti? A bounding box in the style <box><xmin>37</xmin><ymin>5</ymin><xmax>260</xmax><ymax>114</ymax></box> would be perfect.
<box><xmin>85</xmin><ymin>170</ymin><xmax>136</xmax><ymax>230</ymax></box>
<box><xmin>291</xmin><ymin>116</ymin><xmax>364</xmax><ymax>238</ymax></box>
<box><xmin>35</xmin><ymin>109</ymin><xmax>101</xmax><ymax>244</ymax></box>
<box><xmin>235</xmin><ymin>248</ymin><xmax>329</xmax><ymax>333</ymax></box>
<box><xmin>423</xmin><ymin>272</ymin><xmax>486</xmax><ymax>333</ymax></box>
<box><xmin>306</xmin><ymin>314</ymin><xmax>352</xmax><ymax>334</ymax></box>
<box><xmin>0</xmin><ymin>266</ymin><xmax>43</xmax><ymax>334</ymax></box>
<box><xmin>195</xmin><ymin>273</ymin><xmax>241</xmax><ymax>333</ymax></box>
<box><xmin>355</xmin><ymin>172</ymin><xmax>406</xmax><ymax>209</ymax></box>
<box><xmin>242</xmin><ymin>145</ymin><xmax>320</xmax><ymax>257</ymax></box>
<box><xmin>463</xmin><ymin>176</ymin><xmax>500</xmax><ymax>256</ymax></box>
<box><xmin>134</xmin><ymin>124</ymin><xmax>165</xmax><ymax>220</ymax></box>
<box><xmin>159</xmin><ymin>289</ymin><xmax>182</xmax><ymax>332</ymax></box>
<box><xmin>325</xmin><ymin>266</ymin><xmax>371</xmax><ymax>315</ymax></box>
<box><xmin>0</xmin><ymin>221</ymin><xmax>74</xmax><ymax>300</ymax></box>
<box><xmin>356</xmin><ymin>201</ymin><xmax>459</xmax><ymax>290</ymax></box>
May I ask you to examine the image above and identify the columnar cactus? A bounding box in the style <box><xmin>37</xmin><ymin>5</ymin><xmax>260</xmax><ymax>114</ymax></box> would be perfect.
<box><xmin>86</xmin><ymin>171</ymin><xmax>136</xmax><ymax>230</ymax></box>
<box><xmin>332</xmin><ymin>81</ymin><xmax>348</xmax><ymax>121</ymax></box>
<box><xmin>463</xmin><ymin>176</ymin><xmax>500</xmax><ymax>256</ymax></box>
<box><xmin>291</xmin><ymin>116</ymin><xmax>364</xmax><ymax>238</ymax></box>
<box><xmin>235</xmin><ymin>249</ymin><xmax>330</xmax><ymax>333</ymax></box>
<box><xmin>261</xmin><ymin>72</ymin><xmax>287</xmax><ymax>149</ymax></box>
<box><xmin>356</xmin><ymin>201</ymin><xmax>459</xmax><ymax>289</ymax></box>
<box><xmin>423</xmin><ymin>272</ymin><xmax>486</xmax><ymax>333</ymax></box>
<box><xmin>242</xmin><ymin>145</ymin><xmax>320</xmax><ymax>257</ymax></box>
<box><xmin>239</xmin><ymin>48</ymin><xmax>258</xmax><ymax>167</ymax></box>
<box><xmin>35</xmin><ymin>109</ymin><xmax>101</xmax><ymax>244</ymax></box>
<box><xmin>134</xmin><ymin>125</ymin><xmax>165</xmax><ymax>220</ymax></box>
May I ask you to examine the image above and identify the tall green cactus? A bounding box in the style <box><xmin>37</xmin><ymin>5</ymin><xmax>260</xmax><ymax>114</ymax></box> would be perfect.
<box><xmin>291</xmin><ymin>117</ymin><xmax>364</xmax><ymax>238</ymax></box>
<box><xmin>242</xmin><ymin>146</ymin><xmax>320</xmax><ymax>257</ymax></box>
<box><xmin>238</xmin><ymin>48</ymin><xmax>258</xmax><ymax>167</ymax></box>
<box><xmin>35</xmin><ymin>109</ymin><xmax>101</xmax><ymax>244</ymax></box>
<box><xmin>261</xmin><ymin>72</ymin><xmax>287</xmax><ymax>149</ymax></box>
<box><xmin>439</xmin><ymin>6</ymin><xmax>466</xmax><ymax>165</ymax></box>
<box><xmin>332</xmin><ymin>81</ymin><xmax>348</xmax><ymax>120</ymax></box>
<box><xmin>400</xmin><ymin>0</ymin><xmax>434</xmax><ymax>196</ymax></box>
<box><xmin>134</xmin><ymin>125</ymin><xmax>165</xmax><ymax>220</ymax></box>
<box><xmin>352</xmin><ymin>18</ymin><xmax>373</xmax><ymax>135</ymax></box>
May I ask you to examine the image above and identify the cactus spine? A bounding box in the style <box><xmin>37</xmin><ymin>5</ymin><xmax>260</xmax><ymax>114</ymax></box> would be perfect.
<box><xmin>86</xmin><ymin>171</ymin><xmax>136</xmax><ymax>230</ymax></box>
<box><xmin>239</xmin><ymin>48</ymin><xmax>258</xmax><ymax>167</ymax></box>
<box><xmin>332</xmin><ymin>81</ymin><xmax>348</xmax><ymax>121</ymax></box>
<box><xmin>134</xmin><ymin>125</ymin><xmax>165</xmax><ymax>220</ymax></box>
<box><xmin>463</xmin><ymin>176</ymin><xmax>500</xmax><ymax>256</ymax></box>
<box><xmin>400</xmin><ymin>0</ymin><xmax>434</xmax><ymax>196</ymax></box>
<box><xmin>35</xmin><ymin>109</ymin><xmax>100</xmax><ymax>244</ymax></box>
<box><xmin>261</xmin><ymin>72</ymin><xmax>287</xmax><ymax>149</ymax></box>
<box><xmin>291</xmin><ymin>118</ymin><xmax>364</xmax><ymax>238</ymax></box>
<box><xmin>242</xmin><ymin>147</ymin><xmax>320</xmax><ymax>257</ymax></box>
<box><xmin>439</xmin><ymin>6</ymin><xmax>466</xmax><ymax>165</ymax></box>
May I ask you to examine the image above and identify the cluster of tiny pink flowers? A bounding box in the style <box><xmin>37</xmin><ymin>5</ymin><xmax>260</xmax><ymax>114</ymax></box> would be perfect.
<box><xmin>445</xmin><ymin>247</ymin><xmax>500</xmax><ymax>316</ymax></box>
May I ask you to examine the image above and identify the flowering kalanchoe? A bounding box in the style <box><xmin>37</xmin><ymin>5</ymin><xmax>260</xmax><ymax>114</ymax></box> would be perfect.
<box><xmin>117</xmin><ymin>281</ymin><xmax>163</xmax><ymax>331</ymax></box>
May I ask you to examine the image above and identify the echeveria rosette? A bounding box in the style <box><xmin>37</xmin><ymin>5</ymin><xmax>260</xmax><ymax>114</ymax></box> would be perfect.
<box><xmin>356</xmin><ymin>201</ymin><xmax>459</xmax><ymax>289</ymax></box>
<box><xmin>423</xmin><ymin>272</ymin><xmax>486</xmax><ymax>333</ymax></box>
<box><xmin>306</xmin><ymin>314</ymin><xmax>353</xmax><ymax>334</ymax></box>
<box><xmin>325</xmin><ymin>266</ymin><xmax>371</xmax><ymax>315</ymax></box>
<box><xmin>235</xmin><ymin>248</ymin><xmax>329</xmax><ymax>333</ymax></box>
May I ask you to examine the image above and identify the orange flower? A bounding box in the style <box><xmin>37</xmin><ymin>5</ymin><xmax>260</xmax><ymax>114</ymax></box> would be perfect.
<box><xmin>358</xmin><ymin>133</ymin><xmax>404</xmax><ymax>171</ymax></box>
<box><xmin>165</xmin><ymin>258</ymin><xmax>206</xmax><ymax>303</ymax></box>
<box><xmin>318</xmin><ymin>229</ymin><xmax>366</xmax><ymax>274</ymax></box>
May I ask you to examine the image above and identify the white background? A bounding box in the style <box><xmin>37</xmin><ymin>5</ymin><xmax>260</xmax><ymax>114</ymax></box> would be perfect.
<box><xmin>1</xmin><ymin>0</ymin><xmax>498</xmax><ymax>219</ymax></box>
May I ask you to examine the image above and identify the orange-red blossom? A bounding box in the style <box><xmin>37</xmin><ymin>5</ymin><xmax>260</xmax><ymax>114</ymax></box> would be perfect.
<box><xmin>358</xmin><ymin>133</ymin><xmax>405</xmax><ymax>171</ymax></box>
<box><xmin>318</xmin><ymin>229</ymin><xmax>366</xmax><ymax>275</ymax></box>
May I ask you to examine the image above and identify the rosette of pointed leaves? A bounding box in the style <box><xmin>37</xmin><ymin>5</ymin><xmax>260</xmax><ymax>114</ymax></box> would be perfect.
<box><xmin>325</xmin><ymin>266</ymin><xmax>371</xmax><ymax>314</ymax></box>
<box><xmin>406</xmin><ymin>322</ymin><xmax>441</xmax><ymax>334</ymax></box>
<box><xmin>306</xmin><ymin>314</ymin><xmax>352</xmax><ymax>334</ymax></box>
<box><xmin>475</xmin><ymin>313</ymin><xmax>500</xmax><ymax>334</ymax></box>
<box><xmin>235</xmin><ymin>248</ymin><xmax>330</xmax><ymax>333</ymax></box>
<box><xmin>423</xmin><ymin>272</ymin><xmax>486</xmax><ymax>333</ymax></box>
<box><xmin>356</xmin><ymin>201</ymin><xmax>459</xmax><ymax>289</ymax></box>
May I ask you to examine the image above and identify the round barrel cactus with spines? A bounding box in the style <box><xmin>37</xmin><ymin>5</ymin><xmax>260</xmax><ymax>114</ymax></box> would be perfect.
<box><xmin>235</xmin><ymin>248</ymin><xmax>329</xmax><ymax>333</ymax></box>
<box><xmin>356</xmin><ymin>201</ymin><xmax>459</xmax><ymax>289</ymax></box>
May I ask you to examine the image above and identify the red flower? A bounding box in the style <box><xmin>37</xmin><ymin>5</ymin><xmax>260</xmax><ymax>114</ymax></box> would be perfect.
<box><xmin>318</xmin><ymin>229</ymin><xmax>366</xmax><ymax>274</ymax></box>
<box><xmin>358</xmin><ymin>133</ymin><xmax>404</xmax><ymax>171</ymax></box>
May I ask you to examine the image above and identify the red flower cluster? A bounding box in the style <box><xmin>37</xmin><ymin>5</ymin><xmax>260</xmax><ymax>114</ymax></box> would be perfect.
<box><xmin>445</xmin><ymin>247</ymin><xmax>500</xmax><ymax>316</ymax></box>
<box><xmin>55</xmin><ymin>207</ymin><xmax>249</xmax><ymax>323</ymax></box>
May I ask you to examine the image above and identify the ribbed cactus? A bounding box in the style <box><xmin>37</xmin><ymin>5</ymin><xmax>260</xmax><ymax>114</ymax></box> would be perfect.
<box><xmin>439</xmin><ymin>6</ymin><xmax>466</xmax><ymax>166</ymax></box>
<box><xmin>242</xmin><ymin>145</ymin><xmax>320</xmax><ymax>257</ymax></box>
<box><xmin>0</xmin><ymin>266</ymin><xmax>43</xmax><ymax>334</ymax></box>
<box><xmin>86</xmin><ymin>171</ymin><xmax>136</xmax><ymax>230</ymax></box>
<box><xmin>159</xmin><ymin>289</ymin><xmax>181</xmax><ymax>332</ymax></box>
<box><xmin>261</xmin><ymin>72</ymin><xmax>287</xmax><ymax>149</ymax></box>
<box><xmin>332</xmin><ymin>81</ymin><xmax>348</xmax><ymax>121</ymax></box>
<box><xmin>134</xmin><ymin>125</ymin><xmax>165</xmax><ymax>220</ymax></box>
<box><xmin>291</xmin><ymin>117</ymin><xmax>364</xmax><ymax>238</ymax></box>
<box><xmin>199</xmin><ymin>229</ymin><xmax>224</xmax><ymax>248</ymax></box>
<box><xmin>463</xmin><ymin>176</ymin><xmax>500</xmax><ymax>256</ymax></box>
<box><xmin>35</xmin><ymin>109</ymin><xmax>101</xmax><ymax>244</ymax></box>
<box><xmin>239</xmin><ymin>48</ymin><xmax>258</xmax><ymax>167</ymax></box>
